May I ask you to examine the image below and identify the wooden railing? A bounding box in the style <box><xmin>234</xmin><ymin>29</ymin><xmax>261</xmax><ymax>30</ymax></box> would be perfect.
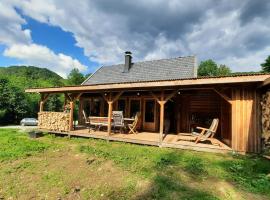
<box><xmin>38</xmin><ymin>111</ymin><xmax>70</xmax><ymax>132</ymax></box>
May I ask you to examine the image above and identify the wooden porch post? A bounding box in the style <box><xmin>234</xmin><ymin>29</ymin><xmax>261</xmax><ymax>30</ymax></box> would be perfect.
<box><xmin>67</xmin><ymin>93</ymin><xmax>82</xmax><ymax>131</ymax></box>
<box><xmin>150</xmin><ymin>90</ymin><xmax>178</xmax><ymax>145</ymax></box>
<box><xmin>107</xmin><ymin>101</ymin><xmax>113</xmax><ymax>135</ymax></box>
<box><xmin>69</xmin><ymin>101</ymin><xmax>74</xmax><ymax>131</ymax></box>
<box><xmin>39</xmin><ymin>93</ymin><xmax>50</xmax><ymax>112</ymax></box>
<box><xmin>102</xmin><ymin>91</ymin><xmax>123</xmax><ymax>136</ymax></box>
<box><xmin>39</xmin><ymin>101</ymin><xmax>44</xmax><ymax>112</ymax></box>
<box><xmin>159</xmin><ymin>101</ymin><xmax>165</xmax><ymax>144</ymax></box>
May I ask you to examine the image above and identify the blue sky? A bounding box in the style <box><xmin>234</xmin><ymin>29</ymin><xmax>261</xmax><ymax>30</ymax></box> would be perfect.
<box><xmin>21</xmin><ymin>16</ymin><xmax>96</xmax><ymax>71</ymax></box>
<box><xmin>0</xmin><ymin>0</ymin><xmax>270</xmax><ymax>77</ymax></box>
<box><xmin>1</xmin><ymin>14</ymin><xmax>96</xmax><ymax>75</ymax></box>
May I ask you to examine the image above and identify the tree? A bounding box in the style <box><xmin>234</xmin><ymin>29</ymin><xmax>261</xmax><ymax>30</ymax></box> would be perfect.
<box><xmin>217</xmin><ymin>64</ymin><xmax>231</xmax><ymax>76</ymax></box>
<box><xmin>198</xmin><ymin>59</ymin><xmax>218</xmax><ymax>76</ymax></box>
<box><xmin>0</xmin><ymin>78</ymin><xmax>27</xmax><ymax>124</ymax></box>
<box><xmin>84</xmin><ymin>73</ymin><xmax>92</xmax><ymax>79</ymax></box>
<box><xmin>198</xmin><ymin>60</ymin><xmax>232</xmax><ymax>76</ymax></box>
<box><xmin>45</xmin><ymin>94</ymin><xmax>63</xmax><ymax>112</ymax></box>
<box><xmin>261</xmin><ymin>56</ymin><xmax>270</xmax><ymax>72</ymax></box>
<box><xmin>67</xmin><ymin>68</ymin><xmax>85</xmax><ymax>85</ymax></box>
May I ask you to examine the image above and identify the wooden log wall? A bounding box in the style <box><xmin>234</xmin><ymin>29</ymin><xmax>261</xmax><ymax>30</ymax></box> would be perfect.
<box><xmin>38</xmin><ymin>111</ymin><xmax>70</xmax><ymax>132</ymax></box>
<box><xmin>231</xmin><ymin>88</ymin><xmax>261</xmax><ymax>153</ymax></box>
<box><xmin>261</xmin><ymin>91</ymin><xmax>270</xmax><ymax>152</ymax></box>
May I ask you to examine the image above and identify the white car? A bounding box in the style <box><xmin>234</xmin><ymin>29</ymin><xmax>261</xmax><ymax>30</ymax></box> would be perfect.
<box><xmin>20</xmin><ymin>118</ymin><xmax>38</xmax><ymax>126</ymax></box>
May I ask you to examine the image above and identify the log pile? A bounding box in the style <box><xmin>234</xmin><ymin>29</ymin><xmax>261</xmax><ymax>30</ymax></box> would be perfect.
<box><xmin>261</xmin><ymin>91</ymin><xmax>270</xmax><ymax>153</ymax></box>
<box><xmin>38</xmin><ymin>111</ymin><xmax>70</xmax><ymax>132</ymax></box>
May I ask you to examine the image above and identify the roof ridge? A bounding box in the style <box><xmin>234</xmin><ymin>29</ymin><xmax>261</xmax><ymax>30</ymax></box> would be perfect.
<box><xmin>102</xmin><ymin>55</ymin><xmax>196</xmax><ymax>68</ymax></box>
<box><xmin>133</xmin><ymin>55</ymin><xmax>196</xmax><ymax>65</ymax></box>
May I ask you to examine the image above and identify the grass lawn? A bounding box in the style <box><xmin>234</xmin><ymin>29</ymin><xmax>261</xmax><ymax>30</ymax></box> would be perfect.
<box><xmin>0</xmin><ymin>129</ymin><xmax>270</xmax><ymax>199</ymax></box>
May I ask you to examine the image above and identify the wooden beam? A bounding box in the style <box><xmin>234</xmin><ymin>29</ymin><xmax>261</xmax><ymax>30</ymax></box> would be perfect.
<box><xmin>65</xmin><ymin>93</ymin><xmax>72</xmax><ymax>102</ymax></box>
<box><xmin>159</xmin><ymin>101</ymin><xmax>165</xmax><ymax>144</ymax></box>
<box><xmin>39</xmin><ymin>101</ymin><xmax>44</xmax><ymax>112</ymax></box>
<box><xmin>164</xmin><ymin>90</ymin><xmax>178</xmax><ymax>102</ymax></box>
<box><xmin>102</xmin><ymin>92</ymin><xmax>109</xmax><ymax>102</ymax></box>
<box><xmin>41</xmin><ymin>93</ymin><xmax>50</xmax><ymax>102</ymax></box>
<box><xmin>69</xmin><ymin>101</ymin><xmax>74</xmax><ymax>131</ymax></box>
<box><xmin>149</xmin><ymin>91</ymin><xmax>160</xmax><ymax>102</ymax></box>
<box><xmin>25</xmin><ymin>74</ymin><xmax>270</xmax><ymax>93</ymax></box>
<box><xmin>112</xmin><ymin>91</ymin><xmax>124</xmax><ymax>103</ymax></box>
<box><xmin>213</xmin><ymin>88</ymin><xmax>232</xmax><ymax>104</ymax></box>
<box><xmin>39</xmin><ymin>93</ymin><xmax>50</xmax><ymax>112</ymax></box>
<box><xmin>73</xmin><ymin>93</ymin><xmax>83</xmax><ymax>101</ymax></box>
<box><xmin>107</xmin><ymin>101</ymin><xmax>113</xmax><ymax>135</ymax></box>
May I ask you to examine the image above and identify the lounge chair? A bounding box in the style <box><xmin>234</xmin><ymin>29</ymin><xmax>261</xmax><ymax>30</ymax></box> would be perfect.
<box><xmin>178</xmin><ymin>118</ymin><xmax>221</xmax><ymax>146</ymax></box>
<box><xmin>112</xmin><ymin>111</ymin><xmax>126</xmax><ymax>133</ymax></box>
<box><xmin>128</xmin><ymin>112</ymin><xmax>140</xmax><ymax>134</ymax></box>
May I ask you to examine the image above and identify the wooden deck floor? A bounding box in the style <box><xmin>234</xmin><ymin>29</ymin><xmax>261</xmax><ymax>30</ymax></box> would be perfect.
<box><xmin>44</xmin><ymin>127</ymin><xmax>232</xmax><ymax>153</ymax></box>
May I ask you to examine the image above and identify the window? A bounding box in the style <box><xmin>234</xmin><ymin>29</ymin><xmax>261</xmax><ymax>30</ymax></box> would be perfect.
<box><xmin>130</xmin><ymin>99</ymin><xmax>141</xmax><ymax>118</ymax></box>
<box><xmin>118</xmin><ymin>99</ymin><xmax>126</xmax><ymax>116</ymax></box>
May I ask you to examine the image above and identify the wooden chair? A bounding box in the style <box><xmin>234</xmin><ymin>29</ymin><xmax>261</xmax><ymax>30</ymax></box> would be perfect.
<box><xmin>82</xmin><ymin>110</ymin><xmax>91</xmax><ymax>133</ymax></box>
<box><xmin>178</xmin><ymin>118</ymin><xmax>221</xmax><ymax>146</ymax></box>
<box><xmin>128</xmin><ymin>112</ymin><xmax>140</xmax><ymax>134</ymax></box>
<box><xmin>112</xmin><ymin>111</ymin><xmax>126</xmax><ymax>133</ymax></box>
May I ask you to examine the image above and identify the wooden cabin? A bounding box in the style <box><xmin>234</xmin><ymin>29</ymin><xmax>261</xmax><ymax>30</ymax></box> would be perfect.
<box><xmin>26</xmin><ymin>52</ymin><xmax>270</xmax><ymax>153</ymax></box>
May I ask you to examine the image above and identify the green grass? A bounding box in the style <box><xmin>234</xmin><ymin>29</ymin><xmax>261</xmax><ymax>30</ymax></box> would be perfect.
<box><xmin>79</xmin><ymin>139</ymin><xmax>270</xmax><ymax>196</ymax></box>
<box><xmin>0</xmin><ymin>128</ymin><xmax>270</xmax><ymax>199</ymax></box>
<box><xmin>0</xmin><ymin>129</ymin><xmax>51</xmax><ymax>161</ymax></box>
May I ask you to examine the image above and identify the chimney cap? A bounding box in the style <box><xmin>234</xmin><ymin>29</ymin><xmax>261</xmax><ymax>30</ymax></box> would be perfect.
<box><xmin>125</xmin><ymin>51</ymin><xmax>132</xmax><ymax>55</ymax></box>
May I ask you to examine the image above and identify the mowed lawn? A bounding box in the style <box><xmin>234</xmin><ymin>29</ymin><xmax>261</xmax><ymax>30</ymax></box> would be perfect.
<box><xmin>0</xmin><ymin>129</ymin><xmax>270</xmax><ymax>200</ymax></box>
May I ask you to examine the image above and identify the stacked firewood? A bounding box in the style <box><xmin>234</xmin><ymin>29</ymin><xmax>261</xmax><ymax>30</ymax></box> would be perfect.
<box><xmin>38</xmin><ymin>112</ymin><xmax>70</xmax><ymax>132</ymax></box>
<box><xmin>261</xmin><ymin>91</ymin><xmax>270</xmax><ymax>153</ymax></box>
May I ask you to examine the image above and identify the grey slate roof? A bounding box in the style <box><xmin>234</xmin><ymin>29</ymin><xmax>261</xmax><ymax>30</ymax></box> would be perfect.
<box><xmin>82</xmin><ymin>56</ymin><xmax>197</xmax><ymax>85</ymax></box>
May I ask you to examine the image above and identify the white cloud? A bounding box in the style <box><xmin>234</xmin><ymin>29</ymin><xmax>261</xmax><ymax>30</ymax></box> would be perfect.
<box><xmin>0</xmin><ymin>0</ymin><xmax>87</xmax><ymax>77</ymax></box>
<box><xmin>3</xmin><ymin>44</ymin><xmax>87</xmax><ymax>77</ymax></box>
<box><xmin>0</xmin><ymin>0</ymin><xmax>31</xmax><ymax>45</ymax></box>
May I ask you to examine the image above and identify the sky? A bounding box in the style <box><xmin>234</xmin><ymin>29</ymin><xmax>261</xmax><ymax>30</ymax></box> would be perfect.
<box><xmin>0</xmin><ymin>0</ymin><xmax>270</xmax><ymax>78</ymax></box>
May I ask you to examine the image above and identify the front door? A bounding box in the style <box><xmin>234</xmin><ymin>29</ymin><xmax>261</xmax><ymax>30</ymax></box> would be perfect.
<box><xmin>143</xmin><ymin>99</ymin><xmax>156</xmax><ymax>132</ymax></box>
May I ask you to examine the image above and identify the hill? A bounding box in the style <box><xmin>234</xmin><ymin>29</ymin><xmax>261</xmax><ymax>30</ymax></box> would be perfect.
<box><xmin>0</xmin><ymin>66</ymin><xmax>65</xmax><ymax>89</ymax></box>
<box><xmin>0</xmin><ymin>66</ymin><xmax>66</xmax><ymax>124</ymax></box>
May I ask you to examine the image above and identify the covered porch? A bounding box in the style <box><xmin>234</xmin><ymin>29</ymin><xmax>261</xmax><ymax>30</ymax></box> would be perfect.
<box><xmin>32</xmin><ymin>88</ymin><xmax>234</xmax><ymax>153</ymax></box>
<box><xmin>26</xmin><ymin>75</ymin><xmax>268</xmax><ymax>153</ymax></box>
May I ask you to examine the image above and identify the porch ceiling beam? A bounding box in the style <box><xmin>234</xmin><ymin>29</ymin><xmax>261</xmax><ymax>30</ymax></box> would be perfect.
<box><xmin>41</xmin><ymin>93</ymin><xmax>50</xmax><ymax>103</ymax></box>
<box><xmin>150</xmin><ymin>90</ymin><xmax>177</xmax><ymax>104</ymax></box>
<box><xmin>112</xmin><ymin>91</ymin><xmax>124</xmax><ymax>103</ymax></box>
<box><xmin>102</xmin><ymin>91</ymin><xmax>123</xmax><ymax>103</ymax></box>
<box><xmin>164</xmin><ymin>90</ymin><xmax>178</xmax><ymax>102</ymax></box>
<box><xmin>102</xmin><ymin>92</ymin><xmax>109</xmax><ymax>102</ymax></box>
<box><xmin>149</xmin><ymin>91</ymin><xmax>160</xmax><ymax>102</ymax></box>
<box><xmin>213</xmin><ymin>88</ymin><xmax>232</xmax><ymax>104</ymax></box>
<box><xmin>65</xmin><ymin>93</ymin><xmax>72</xmax><ymax>102</ymax></box>
<box><xmin>73</xmin><ymin>93</ymin><xmax>83</xmax><ymax>101</ymax></box>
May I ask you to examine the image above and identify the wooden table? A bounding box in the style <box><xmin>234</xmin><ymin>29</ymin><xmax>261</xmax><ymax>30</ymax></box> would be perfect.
<box><xmin>89</xmin><ymin>116</ymin><xmax>134</xmax><ymax>131</ymax></box>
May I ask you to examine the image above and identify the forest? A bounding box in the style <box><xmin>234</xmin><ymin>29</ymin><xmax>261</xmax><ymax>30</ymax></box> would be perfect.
<box><xmin>0</xmin><ymin>66</ymin><xmax>86</xmax><ymax>124</ymax></box>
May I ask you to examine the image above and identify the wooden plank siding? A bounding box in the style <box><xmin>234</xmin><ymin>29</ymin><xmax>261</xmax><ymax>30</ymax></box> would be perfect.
<box><xmin>231</xmin><ymin>88</ymin><xmax>261</xmax><ymax>153</ymax></box>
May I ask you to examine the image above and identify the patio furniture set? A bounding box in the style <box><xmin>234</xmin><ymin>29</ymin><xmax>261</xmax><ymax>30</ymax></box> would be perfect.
<box><xmin>82</xmin><ymin>110</ymin><xmax>140</xmax><ymax>134</ymax></box>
